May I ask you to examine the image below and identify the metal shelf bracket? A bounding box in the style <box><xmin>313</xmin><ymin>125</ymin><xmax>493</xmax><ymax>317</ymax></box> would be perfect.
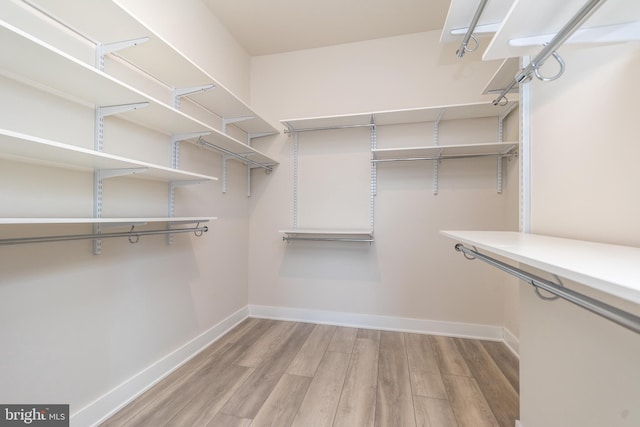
<box><xmin>222</xmin><ymin>116</ymin><xmax>255</xmax><ymax>134</ymax></box>
<box><xmin>167</xmin><ymin>179</ymin><xmax>209</xmax><ymax>244</ymax></box>
<box><xmin>95</xmin><ymin>37</ymin><xmax>150</xmax><ymax>71</ymax></box>
<box><xmin>248</xmin><ymin>131</ymin><xmax>277</xmax><ymax>140</ymax></box>
<box><xmin>370</xmin><ymin>116</ymin><xmax>377</xmax><ymax>230</ymax></box>
<box><xmin>92</xmin><ymin>167</ymin><xmax>148</xmax><ymax>254</ymax></box>
<box><xmin>172</xmin><ymin>84</ymin><xmax>214</xmax><ymax>109</ymax></box>
<box><xmin>94</xmin><ymin>102</ymin><xmax>149</xmax><ymax>151</ymax></box>
<box><xmin>171</xmin><ymin>131</ymin><xmax>211</xmax><ymax>169</ymax></box>
<box><xmin>222</xmin><ymin>154</ymin><xmax>230</xmax><ymax>194</ymax></box>
<box><xmin>292</xmin><ymin>129</ymin><xmax>299</xmax><ymax>229</ymax></box>
<box><xmin>433</xmin><ymin>110</ymin><xmax>444</xmax><ymax>195</ymax></box>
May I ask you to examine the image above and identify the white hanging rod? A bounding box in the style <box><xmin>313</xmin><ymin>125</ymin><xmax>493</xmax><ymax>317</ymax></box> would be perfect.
<box><xmin>456</xmin><ymin>0</ymin><xmax>489</xmax><ymax>58</ymax></box>
<box><xmin>493</xmin><ymin>0</ymin><xmax>608</xmax><ymax>106</ymax></box>
<box><xmin>196</xmin><ymin>137</ymin><xmax>274</xmax><ymax>172</ymax></box>
<box><xmin>284</xmin><ymin>123</ymin><xmax>375</xmax><ymax>135</ymax></box>
<box><xmin>372</xmin><ymin>152</ymin><xmax>517</xmax><ymax>163</ymax></box>
<box><xmin>282</xmin><ymin>236</ymin><xmax>374</xmax><ymax>243</ymax></box>
<box><xmin>0</xmin><ymin>224</ymin><xmax>208</xmax><ymax>246</ymax></box>
<box><xmin>454</xmin><ymin>244</ymin><xmax>640</xmax><ymax>335</ymax></box>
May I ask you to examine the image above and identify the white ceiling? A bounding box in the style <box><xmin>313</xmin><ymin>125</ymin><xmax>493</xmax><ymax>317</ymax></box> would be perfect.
<box><xmin>202</xmin><ymin>0</ymin><xmax>452</xmax><ymax>56</ymax></box>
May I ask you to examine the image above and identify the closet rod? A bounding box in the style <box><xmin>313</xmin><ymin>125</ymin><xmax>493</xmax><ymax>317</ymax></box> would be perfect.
<box><xmin>284</xmin><ymin>123</ymin><xmax>375</xmax><ymax>135</ymax></box>
<box><xmin>196</xmin><ymin>137</ymin><xmax>274</xmax><ymax>171</ymax></box>
<box><xmin>493</xmin><ymin>0</ymin><xmax>607</xmax><ymax>106</ymax></box>
<box><xmin>456</xmin><ymin>0</ymin><xmax>489</xmax><ymax>58</ymax></box>
<box><xmin>283</xmin><ymin>236</ymin><xmax>374</xmax><ymax>243</ymax></box>
<box><xmin>454</xmin><ymin>244</ymin><xmax>640</xmax><ymax>335</ymax></box>
<box><xmin>372</xmin><ymin>152</ymin><xmax>517</xmax><ymax>163</ymax></box>
<box><xmin>0</xmin><ymin>225</ymin><xmax>208</xmax><ymax>246</ymax></box>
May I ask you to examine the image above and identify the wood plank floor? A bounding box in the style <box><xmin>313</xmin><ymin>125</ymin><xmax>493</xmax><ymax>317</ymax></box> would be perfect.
<box><xmin>101</xmin><ymin>318</ymin><xmax>519</xmax><ymax>427</ymax></box>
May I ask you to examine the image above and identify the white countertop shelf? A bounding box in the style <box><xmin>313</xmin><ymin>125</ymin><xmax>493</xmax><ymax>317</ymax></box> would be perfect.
<box><xmin>372</xmin><ymin>142</ymin><xmax>517</xmax><ymax>161</ymax></box>
<box><xmin>0</xmin><ymin>217</ymin><xmax>216</xmax><ymax>225</ymax></box>
<box><xmin>440</xmin><ymin>0</ymin><xmax>515</xmax><ymax>44</ymax></box>
<box><xmin>24</xmin><ymin>0</ymin><xmax>278</xmax><ymax>136</ymax></box>
<box><xmin>0</xmin><ymin>20</ymin><xmax>277</xmax><ymax>167</ymax></box>
<box><xmin>441</xmin><ymin>230</ymin><xmax>640</xmax><ymax>304</ymax></box>
<box><xmin>483</xmin><ymin>0</ymin><xmax>640</xmax><ymax>60</ymax></box>
<box><xmin>281</xmin><ymin>101</ymin><xmax>518</xmax><ymax>132</ymax></box>
<box><xmin>0</xmin><ymin>129</ymin><xmax>217</xmax><ymax>183</ymax></box>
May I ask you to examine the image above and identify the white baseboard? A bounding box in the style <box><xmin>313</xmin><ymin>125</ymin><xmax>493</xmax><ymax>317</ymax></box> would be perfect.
<box><xmin>503</xmin><ymin>327</ymin><xmax>520</xmax><ymax>358</ymax></box>
<box><xmin>71</xmin><ymin>306</ymin><xmax>249</xmax><ymax>427</ymax></box>
<box><xmin>249</xmin><ymin>304</ymin><xmax>505</xmax><ymax>341</ymax></box>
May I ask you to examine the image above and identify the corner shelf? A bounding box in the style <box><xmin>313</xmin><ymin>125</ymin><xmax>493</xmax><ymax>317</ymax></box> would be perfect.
<box><xmin>483</xmin><ymin>0</ymin><xmax>640</xmax><ymax>60</ymax></box>
<box><xmin>441</xmin><ymin>230</ymin><xmax>640</xmax><ymax>304</ymax></box>
<box><xmin>280</xmin><ymin>229</ymin><xmax>374</xmax><ymax>243</ymax></box>
<box><xmin>0</xmin><ymin>129</ymin><xmax>218</xmax><ymax>183</ymax></box>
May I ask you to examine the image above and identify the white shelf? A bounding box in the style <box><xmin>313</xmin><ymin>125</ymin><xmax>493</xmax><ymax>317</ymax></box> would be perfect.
<box><xmin>23</xmin><ymin>0</ymin><xmax>278</xmax><ymax>137</ymax></box>
<box><xmin>440</xmin><ymin>0</ymin><xmax>515</xmax><ymax>44</ymax></box>
<box><xmin>441</xmin><ymin>231</ymin><xmax>640</xmax><ymax>304</ymax></box>
<box><xmin>0</xmin><ymin>129</ymin><xmax>217</xmax><ymax>183</ymax></box>
<box><xmin>0</xmin><ymin>20</ymin><xmax>277</xmax><ymax>167</ymax></box>
<box><xmin>281</xmin><ymin>101</ymin><xmax>518</xmax><ymax>131</ymax></box>
<box><xmin>483</xmin><ymin>0</ymin><xmax>640</xmax><ymax>60</ymax></box>
<box><xmin>280</xmin><ymin>228</ymin><xmax>374</xmax><ymax>242</ymax></box>
<box><xmin>482</xmin><ymin>57</ymin><xmax>520</xmax><ymax>95</ymax></box>
<box><xmin>0</xmin><ymin>217</ymin><xmax>216</xmax><ymax>225</ymax></box>
<box><xmin>372</xmin><ymin>142</ymin><xmax>517</xmax><ymax>161</ymax></box>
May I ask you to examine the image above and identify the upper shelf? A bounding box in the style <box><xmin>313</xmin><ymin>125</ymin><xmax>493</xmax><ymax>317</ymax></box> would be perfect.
<box><xmin>0</xmin><ymin>20</ymin><xmax>276</xmax><ymax>167</ymax></box>
<box><xmin>483</xmin><ymin>0</ymin><xmax>640</xmax><ymax>60</ymax></box>
<box><xmin>373</xmin><ymin>142</ymin><xmax>517</xmax><ymax>162</ymax></box>
<box><xmin>0</xmin><ymin>128</ymin><xmax>217</xmax><ymax>183</ymax></box>
<box><xmin>440</xmin><ymin>0</ymin><xmax>515</xmax><ymax>44</ymax></box>
<box><xmin>441</xmin><ymin>230</ymin><xmax>640</xmax><ymax>305</ymax></box>
<box><xmin>24</xmin><ymin>0</ymin><xmax>278</xmax><ymax>137</ymax></box>
<box><xmin>281</xmin><ymin>101</ymin><xmax>518</xmax><ymax>132</ymax></box>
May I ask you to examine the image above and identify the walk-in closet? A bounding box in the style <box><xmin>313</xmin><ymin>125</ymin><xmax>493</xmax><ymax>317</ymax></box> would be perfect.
<box><xmin>1</xmin><ymin>0</ymin><xmax>638</xmax><ymax>426</ymax></box>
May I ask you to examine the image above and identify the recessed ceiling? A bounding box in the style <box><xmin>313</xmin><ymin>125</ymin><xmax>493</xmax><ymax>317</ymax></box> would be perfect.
<box><xmin>203</xmin><ymin>0</ymin><xmax>452</xmax><ymax>56</ymax></box>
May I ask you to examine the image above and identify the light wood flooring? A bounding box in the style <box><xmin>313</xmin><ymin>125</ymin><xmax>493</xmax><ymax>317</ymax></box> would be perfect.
<box><xmin>101</xmin><ymin>318</ymin><xmax>519</xmax><ymax>427</ymax></box>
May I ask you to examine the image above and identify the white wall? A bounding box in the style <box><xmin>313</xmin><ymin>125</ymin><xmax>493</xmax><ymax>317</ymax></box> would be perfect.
<box><xmin>248</xmin><ymin>31</ymin><xmax>520</xmax><ymax>334</ymax></box>
<box><xmin>0</xmin><ymin>0</ymin><xmax>253</xmax><ymax>423</ymax></box>
<box><xmin>521</xmin><ymin>42</ymin><xmax>640</xmax><ymax>427</ymax></box>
